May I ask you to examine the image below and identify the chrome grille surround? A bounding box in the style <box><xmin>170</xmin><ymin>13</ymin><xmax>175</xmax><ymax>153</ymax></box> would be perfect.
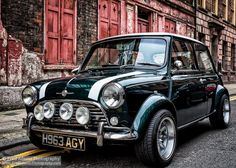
<box><xmin>35</xmin><ymin>100</ymin><xmax>110</xmax><ymax>129</ymax></box>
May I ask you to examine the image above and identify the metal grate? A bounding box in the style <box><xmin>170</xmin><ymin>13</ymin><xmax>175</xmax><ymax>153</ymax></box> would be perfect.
<box><xmin>36</xmin><ymin>100</ymin><xmax>109</xmax><ymax>129</ymax></box>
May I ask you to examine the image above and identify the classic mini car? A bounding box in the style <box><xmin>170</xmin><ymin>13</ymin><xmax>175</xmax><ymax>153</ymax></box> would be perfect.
<box><xmin>22</xmin><ymin>33</ymin><xmax>231</xmax><ymax>167</ymax></box>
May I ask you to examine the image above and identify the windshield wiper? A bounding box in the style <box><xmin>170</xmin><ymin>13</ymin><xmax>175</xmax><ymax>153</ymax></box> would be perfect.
<box><xmin>79</xmin><ymin>68</ymin><xmax>103</xmax><ymax>73</ymax></box>
<box><xmin>101</xmin><ymin>64</ymin><xmax>120</xmax><ymax>67</ymax></box>
<box><xmin>137</xmin><ymin>62</ymin><xmax>161</xmax><ymax>67</ymax></box>
<box><xmin>101</xmin><ymin>64</ymin><xmax>135</xmax><ymax>69</ymax></box>
<box><xmin>119</xmin><ymin>64</ymin><xmax>134</xmax><ymax>69</ymax></box>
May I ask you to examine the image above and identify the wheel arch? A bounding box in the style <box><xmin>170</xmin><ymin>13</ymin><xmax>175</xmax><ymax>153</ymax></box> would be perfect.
<box><xmin>131</xmin><ymin>94</ymin><xmax>177</xmax><ymax>139</ymax></box>
<box><xmin>212</xmin><ymin>85</ymin><xmax>230</xmax><ymax>112</ymax></box>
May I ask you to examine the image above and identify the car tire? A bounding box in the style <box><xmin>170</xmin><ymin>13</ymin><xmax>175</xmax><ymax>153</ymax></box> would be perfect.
<box><xmin>210</xmin><ymin>94</ymin><xmax>231</xmax><ymax>129</ymax></box>
<box><xmin>134</xmin><ymin>109</ymin><xmax>177</xmax><ymax>167</ymax></box>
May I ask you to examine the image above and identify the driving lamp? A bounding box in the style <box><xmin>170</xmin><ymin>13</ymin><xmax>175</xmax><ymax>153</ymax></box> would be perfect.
<box><xmin>34</xmin><ymin>105</ymin><xmax>44</xmax><ymax>121</ymax></box>
<box><xmin>75</xmin><ymin>107</ymin><xmax>90</xmax><ymax>125</ymax></box>
<box><xmin>43</xmin><ymin>102</ymin><xmax>55</xmax><ymax>119</ymax></box>
<box><xmin>59</xmin><ymin>103</ymin><xmax>73</xmax><ymax>120</ymax></box>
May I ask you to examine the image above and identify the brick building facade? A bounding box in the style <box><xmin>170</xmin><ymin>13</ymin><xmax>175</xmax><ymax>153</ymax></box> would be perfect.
<box><xmin>196</xmin><ymin>0</ymin><xmax>236</xmax><ymax>82</ymax></box>
<box><xmin>0</xmin><ymin>0</ymin><xmax>235</xmax><ymax>110</ymax></box>
<box><xmin>0</xmin><ymin>0</ymin><xmax>195</xmax><ymax>87</ymax></box>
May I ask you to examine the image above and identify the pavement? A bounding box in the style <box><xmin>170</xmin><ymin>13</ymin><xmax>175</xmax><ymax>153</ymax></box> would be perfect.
<box><xmin>225</xmin><ymin>83</ymin><xmax>236</xmax><ymax>96</ymax></box>
<box><xmin>0</xmin><ymin>83</ymin><xmax>236</xmax><ymax>154</ymax></box>
<box><xmin>0</xmin><ymin>109</ymin><xmax>29</xmax><ymax>151</ymax></box>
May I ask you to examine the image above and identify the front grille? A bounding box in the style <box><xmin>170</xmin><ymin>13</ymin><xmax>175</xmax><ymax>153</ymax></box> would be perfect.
<box><xmin>36</xmin><ymin>100</ymin><xmax>109</xmax><ymax>129</ymax></box>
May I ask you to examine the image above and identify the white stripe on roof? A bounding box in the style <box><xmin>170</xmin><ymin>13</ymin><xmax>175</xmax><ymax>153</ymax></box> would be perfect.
<box><xmin>94</xmin><ymin>32</ymin><xmax>205</xmax><ymax>46</ymax></box>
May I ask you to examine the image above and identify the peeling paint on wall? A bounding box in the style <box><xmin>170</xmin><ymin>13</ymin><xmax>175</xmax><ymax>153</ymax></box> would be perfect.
<box><xmin>7</xmin><ymin>39</ymin><xmax>23</xmax><ymax>86</ymax></box>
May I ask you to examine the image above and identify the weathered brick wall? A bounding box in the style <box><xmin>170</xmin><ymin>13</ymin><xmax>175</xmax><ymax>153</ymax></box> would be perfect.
<box><xmin>2</xmin><ymin>0</ymin><xmax>44</xmax><ymax>53</ymax></box>
<box><xmin>2</xmin><ymin>0</ymin><xmax>98</xmax><ymax>64</ymax></box>
<box><xmin>77</xmin><ymin>0</ymin><xmax>98</xmax><ymax>63</ymax></box>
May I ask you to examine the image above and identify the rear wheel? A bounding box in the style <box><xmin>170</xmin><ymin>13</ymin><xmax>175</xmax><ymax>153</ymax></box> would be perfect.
<box><xmin>135</xmin><ymin>109</ymin><xmax>177</xmax><ymax>167</ymax></box>
<box><xmin>210</xmin><ymin>94</ymin><xmax>231</xmax><ymax>129</ymax></box>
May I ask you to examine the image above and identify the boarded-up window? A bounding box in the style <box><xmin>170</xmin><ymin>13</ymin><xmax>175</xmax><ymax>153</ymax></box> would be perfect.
<box><xmin>45</xmin><ymin>0</ymin><xmax>76</xmax><ymax>65</ymax></box>
<box><xmin>99</xmin><ymin>0</ymin><xmax>120</xmax><ymax>39</ymax></box>
<box><xmin>138</xmin><ymin>7</ymin><xmax>151</xmax><ymax>33</ymax></box>
<box><xmin>165</xmin><ymin>19</ymin><xmax>176</xmax><ymax>33</ymax></box>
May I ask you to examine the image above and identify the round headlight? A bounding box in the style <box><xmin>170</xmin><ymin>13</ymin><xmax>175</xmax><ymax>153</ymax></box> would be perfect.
<box><xmin>34</xmin><ymin>105</ymin><xmax>44</xmax><ymax>121</ymax></box>
<box><xmin>43</xmin><ymin>102</ymin><xmax>55</xmax><ymax>119</ymax></box>
<box><xmin>22</xmin><ymin>86</ymin><xmax>37</xmax><ymax>106</ymax></box>
<box><xmin>101</xmin><ymin>83</ymin><xmax>125</xmax><ymax>109</ymax></box>
<box><xmin>59</xmin><ymin>103</ymin><xmax>73</xmax><ymax>120</ymax></box>
<box><xmin>75</xmin><ymin>107</ymin><xmax>90</xmax><ymax>125</ymax></box>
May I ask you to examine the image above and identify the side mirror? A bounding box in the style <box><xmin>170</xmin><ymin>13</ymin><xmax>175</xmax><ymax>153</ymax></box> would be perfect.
<box><xmin>174</xmin><ymin>60</ymin><xmax>183</xmax><ymax>70</ymax></box>
<box><xmin>71</xmin><ymin>66</ymin><xmax>81</xmax><ymax>74</ymax></box>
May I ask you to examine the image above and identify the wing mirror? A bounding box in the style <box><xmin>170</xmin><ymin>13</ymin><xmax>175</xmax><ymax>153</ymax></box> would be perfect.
<box><xmin>72</xmin><ymin>65</ymin><xmax>81</xmax><ymax>74</ymax></box>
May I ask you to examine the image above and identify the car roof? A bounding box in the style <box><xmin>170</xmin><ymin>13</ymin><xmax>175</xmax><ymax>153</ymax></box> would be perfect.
<box><xmin>94</xmin><ymin>32</ymin><xmax>205</xmax><ymax>46</ymax></box>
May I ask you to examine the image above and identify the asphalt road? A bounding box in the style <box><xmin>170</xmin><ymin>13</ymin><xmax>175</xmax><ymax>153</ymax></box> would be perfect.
<box><xmin>1</xmin><ymin>99</ymin><xmax>236</xmax><ymax>168</ymax></box>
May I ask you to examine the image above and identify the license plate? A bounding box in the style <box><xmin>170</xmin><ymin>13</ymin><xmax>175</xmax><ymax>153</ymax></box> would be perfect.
<box><xmin>42</xmin><ymin>133</ymin><xmax>85</xmax><ymax>151</ymax></box>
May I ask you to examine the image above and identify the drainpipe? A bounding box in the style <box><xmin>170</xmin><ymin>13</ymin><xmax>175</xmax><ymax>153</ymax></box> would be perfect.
<box><xmin>0</xmin><ymin>0</ymin><xmax>2</xmax><ymax>26</ymax></box>
<box><xmin>194</xmin><ymin>0</ymin><xmax>197</xmax><ymax>39</ymax></box>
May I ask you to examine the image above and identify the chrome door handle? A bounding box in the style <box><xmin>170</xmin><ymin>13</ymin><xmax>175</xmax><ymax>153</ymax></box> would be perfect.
<box><xmin>200</xmin><ymin>78</ymin><xmax>207</xmax><ymax>83</ymax></box>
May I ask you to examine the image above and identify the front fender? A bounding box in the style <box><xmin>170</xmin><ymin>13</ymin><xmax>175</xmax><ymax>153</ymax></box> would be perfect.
<box><xmin>131</xmin><ymin>94</ymin><xmax>176</xmax><ymax>138</ymax></box>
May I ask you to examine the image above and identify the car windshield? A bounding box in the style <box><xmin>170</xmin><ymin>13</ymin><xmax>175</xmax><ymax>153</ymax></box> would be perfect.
<box><xmin>82</xmin><ymin>38</ymin><xmax>167</xmax><ymax>71</ymax></box>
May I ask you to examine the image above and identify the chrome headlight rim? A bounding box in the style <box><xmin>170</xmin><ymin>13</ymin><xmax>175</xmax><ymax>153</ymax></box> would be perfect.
<box><xmin>22</xmin><ymin>86</ymin><xmax>38</xmax><ymax>106</ymax></box>
<box><xmin>59</xmin><ymin>103</ymin><xmax>73</xmax><ymax>120</ymax></box>
<box><xmin>100</xmin><ymin>83</ymin><xmax>125</xmax><ymax>109</ymax></box>
<box><xmin>75</xmin><ymin>107</ymin><xmax>90</xmax><ymax>125</ymax></box>
<box><xmin>34</xmin><ymin>104</ymin><xmax>44</xmax><ymax>121</ymax></box>
<box><xmin>43</xmin><ymin>102</ymin><xmax>55</xmax><ymax>119</ymax></box>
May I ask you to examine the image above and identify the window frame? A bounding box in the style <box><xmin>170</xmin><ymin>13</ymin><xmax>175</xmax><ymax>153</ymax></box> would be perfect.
<box><xmin>231</xmin><ymin>43</ymin><xmax>236</xmax><ymax>71</ymax></box>
<box><xmin>170</xmin><ymin>38</ymin><xmax>217</xmax><ymax>76</ymax></box>
<box><xmin>170</xmin><ymin>38</ymin><xmax>199</xmax><ymax>75</ymax></box>
<box><xmin>222</xmin><ymin>41</ymin><xmax>228</xmax><ymax>71</ymax></box>
<box><xmin>193</xmin><ymin>42</ymin><xmax>216</xmax><ymax>75</ymax></box>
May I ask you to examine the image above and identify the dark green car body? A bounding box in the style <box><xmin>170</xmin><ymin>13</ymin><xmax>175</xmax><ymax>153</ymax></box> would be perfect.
<box><xmin>23</xmin><ymin>33</ymin><xmax>229</xmax><ymax>149</ymax></box>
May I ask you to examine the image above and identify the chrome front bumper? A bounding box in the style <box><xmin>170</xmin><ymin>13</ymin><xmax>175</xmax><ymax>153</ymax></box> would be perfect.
<box><xmin>24</xmin><ymin>114</ymin><xmax>138</xmax><ymax>147</ymax></box>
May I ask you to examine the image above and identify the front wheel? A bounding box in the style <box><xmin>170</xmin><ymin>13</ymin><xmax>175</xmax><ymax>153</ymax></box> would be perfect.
<box><xmin>210</xmin><ymin>94</ymin><xmax>231</xmax><ymax>129</ymax></box>
<box><xmin>135</xmin><ymin>109</ymin><xmax>177</xmax><ymax>167</ymax></box>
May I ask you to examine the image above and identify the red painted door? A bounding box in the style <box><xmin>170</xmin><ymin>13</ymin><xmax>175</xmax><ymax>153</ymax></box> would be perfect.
<box><xmin>99</xmin><ymin>0</ymin><xmax>120</xmax><ymax>39</ymax></box>
<box><xmin>165</xmin><ymin>19</ymin><xmax>176</xmax><ymax>33</ymax></box>
<box><xmin>45</xmin><ymin>0</ymin><xmax>76</xmax><ymax>65</ymax></box>
<box><xmin>138</xmin><ymin>18</ymin><xmax>149</xmax><ymax>33</ymax></box>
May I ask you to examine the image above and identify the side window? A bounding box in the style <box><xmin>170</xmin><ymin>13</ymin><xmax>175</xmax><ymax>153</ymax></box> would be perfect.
<box><xmin>194</xmin><ymin>43</ymin><xmax>214</xmax><ymax>73</ymax></box>
<box><xmin>171</xmin><ymin>40</ymin><xmax>197</xmax><ymax>70</ymax></box>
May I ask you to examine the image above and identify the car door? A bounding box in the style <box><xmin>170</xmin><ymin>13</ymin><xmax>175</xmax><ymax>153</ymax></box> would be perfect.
<box><xmin>194</xmin><ymin>43</ymin><xmax>219</xmax><ymax>115</ymax></box>
<box><xmin>170</xmin><ymin>39</ymin><xmax>208</xmax><ymax>127</ymax></box>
